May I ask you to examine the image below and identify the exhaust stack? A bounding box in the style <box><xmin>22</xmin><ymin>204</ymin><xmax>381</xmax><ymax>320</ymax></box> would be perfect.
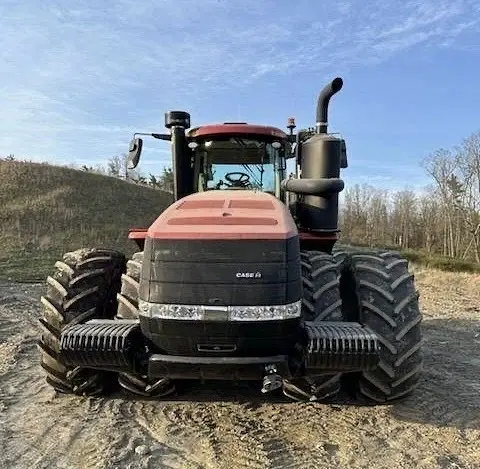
<box><xmin>281</xmin><ymin>77</ymin><xmax>346</xmax><ymax>238</ymax></box>
<box><xmin>316</xmin><ymin>77</ymin><xmax>343</xmax><ymax>134</ymax></box>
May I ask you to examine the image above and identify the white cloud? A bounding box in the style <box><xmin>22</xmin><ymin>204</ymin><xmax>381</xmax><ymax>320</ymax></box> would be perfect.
<box><xmin>0</xmin><ymin>0</ymin><xmax>478</xmax><ymax>173</ymax></box>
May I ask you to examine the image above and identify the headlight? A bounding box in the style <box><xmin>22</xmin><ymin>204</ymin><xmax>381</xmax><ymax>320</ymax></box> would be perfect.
<box><xmin>228</xmin><ymin>302</ymin><xmax>301</xmax><ymax>321</ymax></box>
<box><xmin>138</xmin><ymin>300</ymin><xmax>302</xmax><ymax>321</ymax></box>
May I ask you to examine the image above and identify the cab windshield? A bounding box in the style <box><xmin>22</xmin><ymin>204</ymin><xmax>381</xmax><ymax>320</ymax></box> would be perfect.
<box><xmin>196</xmin><ymin>137</ymin><xmax>285</xmax><ymax>195</ymax></box>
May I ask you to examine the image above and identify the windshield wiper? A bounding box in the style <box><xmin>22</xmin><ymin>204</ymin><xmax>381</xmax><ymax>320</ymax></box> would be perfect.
<box><xmin>242</xmin><ymin>163</ymin><xmax>263</xmax><ymax>189</ymax></box>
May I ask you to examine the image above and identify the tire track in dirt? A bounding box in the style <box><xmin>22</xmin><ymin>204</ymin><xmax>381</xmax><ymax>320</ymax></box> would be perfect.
<box><xmin>0</xmin><ymin>284</ymin><xmax>203</xmax><ymax>469</ymax></box>
<box><xmin>0</xmin><ymin>290</ymin><xmax>113</xmax><ymax>469</ymax></box>
<box><xmin>158</xmin><ymin>401</ymin><xmax>307</xmax><ymax>468</ymax></box>
<box><xmin>105</xmin><ymin>399</ymin><xmax>212</xmax><ymax>469</ymax></box>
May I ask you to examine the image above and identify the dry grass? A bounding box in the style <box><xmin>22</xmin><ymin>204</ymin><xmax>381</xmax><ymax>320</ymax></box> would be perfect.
<box><xmin>0</xmin><ymin>160</ymin><xmax>173</xmax><ymax>281</ymax></box>
<box><xmin>413</xmin><ymin>265</ymin><xmax>480</xmax><ymax>319</ymax></box>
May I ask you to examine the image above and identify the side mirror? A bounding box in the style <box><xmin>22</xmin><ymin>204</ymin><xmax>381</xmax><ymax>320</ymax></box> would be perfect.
<box><xmin>127</xmin><ymin>138</ymin><xmax>143</xmax><ymax>169</ymax></box>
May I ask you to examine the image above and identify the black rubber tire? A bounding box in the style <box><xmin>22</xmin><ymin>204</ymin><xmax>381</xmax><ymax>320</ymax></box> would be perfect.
<box><xmin>38</xmin><ymin>248</ymin><xmax>126</xmax><ymax>396</ymax></box>
<box><xmin>337</xmin><ymin>248</ymin><xmax>423</xmax><ymax>402</ymax></box>
<box><xmin>332</xmin><ymin>245</ymin><xmax>349</xmax><ymax>268</ymax></box>
<box><xmin>116</xmin><ymin>251</ymin><xmax>175</xmax><ymax>398</ymax></box>
<box><xmin>116</xmin><ymin>251</ymin><xmax>144</xmax><ymax>320</ymax></box>
<box><xmin>283</xmin><ymin>250</ymin><xmax>343</xmax><ymax>401</ymax></box>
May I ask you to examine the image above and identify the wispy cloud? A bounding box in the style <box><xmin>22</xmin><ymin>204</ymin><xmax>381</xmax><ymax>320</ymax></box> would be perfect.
<box><xmin>0</xmin><ymin>0</ymin><xmax>479</xmax><ymax>173</ymax></box>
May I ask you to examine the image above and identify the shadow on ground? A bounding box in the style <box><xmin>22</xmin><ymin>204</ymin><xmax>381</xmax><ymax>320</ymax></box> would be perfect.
<box><xmin>389</xmin><ymin>317</ymin><xmax>480</xmax><ymax>430</ymax></box>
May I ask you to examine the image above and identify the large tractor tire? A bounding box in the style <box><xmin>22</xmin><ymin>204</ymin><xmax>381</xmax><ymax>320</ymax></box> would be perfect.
<box><xmin>38</xmin><ymin>248</ymin><xmax>126</xmax><ymax>396</ymax></box>
<box><xmin>282</xmin><ymin>250</ymin><xmax>343</xmax><ymax>402</ymax></box>
<box><xmin>336</xmin><ymin>248</ymin><xmax>423</xmax><ymax>402</ymax></box>
<box><xmin>116</xmin><ymin>251</ymin><xmax>175</xmax><ymax>398</ymax></box>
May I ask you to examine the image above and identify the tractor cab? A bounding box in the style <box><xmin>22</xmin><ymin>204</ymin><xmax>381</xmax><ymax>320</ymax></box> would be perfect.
<box><xmin>127</xmin><ymin>117</ymin><xmax>294</xmax><ymax>203</ymax></box>
<box><xmin>126</xmin><ymin>78</ymin><xmax>348</xmax><ymax>234</ymax></box>
<box><xmin>186</xmin><ymin>124</ymin><xmax>290</xmax><ymax>200</ymax></box>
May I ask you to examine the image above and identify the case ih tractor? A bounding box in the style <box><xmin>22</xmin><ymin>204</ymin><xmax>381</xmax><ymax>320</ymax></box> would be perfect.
<box><xmin>38</xmin><ymin>77</ymin><xmax>423</xmax><ymax>402</ymax></box>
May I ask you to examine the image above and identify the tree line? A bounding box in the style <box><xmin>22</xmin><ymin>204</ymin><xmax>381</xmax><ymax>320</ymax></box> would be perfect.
<box><xmin>339</xmin><ymin>131</ymin><xmax>480</xmax><ymax>262</ymax></box>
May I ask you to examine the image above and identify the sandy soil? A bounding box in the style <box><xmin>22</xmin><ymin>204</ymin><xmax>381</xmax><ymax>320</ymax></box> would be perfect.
<box><xmin>0</xmin><ymin>267</ymin><xmax>479</xmax><ymax>469</ymax></box>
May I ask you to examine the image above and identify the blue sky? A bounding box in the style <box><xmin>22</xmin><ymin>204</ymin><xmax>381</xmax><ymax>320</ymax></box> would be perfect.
<box><xmin>1</xmin><ymin>0</ymin><xmax>479</xmax><ymax>192</ymax></box>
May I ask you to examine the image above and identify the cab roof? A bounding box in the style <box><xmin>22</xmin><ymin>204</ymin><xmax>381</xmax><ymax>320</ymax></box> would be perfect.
<box><xmin>187</xmin><ymin>123</ymin><xmax>288</xmax><ymax>140</ymax></box>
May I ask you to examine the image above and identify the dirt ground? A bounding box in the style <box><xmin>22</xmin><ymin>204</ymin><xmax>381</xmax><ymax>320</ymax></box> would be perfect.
<box><xmin>0</xmin><ymin>267</ymin><xmax>479</xmax><ymax>469</ymax></box>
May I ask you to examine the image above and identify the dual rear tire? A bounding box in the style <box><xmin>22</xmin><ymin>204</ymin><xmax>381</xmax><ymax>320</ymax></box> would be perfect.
<box><xmin>284</xmin><ymin>247</ymin><xmax>423</xmax><ymax>403</ymax></box>
<box><xmin>37</xmin><ymin>248</ymin><xmax>173</xmax><ymax>398</ymax></box>
<box><xmin>38</xmin><ymin>248</ymin><xmax>126</xmax><ymax>396</ymax></box>
<box><xmin>333</xmin><ymin>247</ymin><xmax>423</xmax><ymax>402</ymax></box>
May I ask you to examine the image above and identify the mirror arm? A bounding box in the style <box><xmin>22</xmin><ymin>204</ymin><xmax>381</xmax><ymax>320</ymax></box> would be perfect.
<box><xmin>133</xmin><ymin>132</ymin><xmax>171</xmax><ymax>141</ymax></box>
<box><xmin>151</xmin><ymin>133</ymin><xmax>171</xmax><ymax>141</ymax></box>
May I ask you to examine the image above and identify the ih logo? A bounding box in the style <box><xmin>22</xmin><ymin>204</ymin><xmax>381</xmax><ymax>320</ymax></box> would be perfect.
<box><xmin>236</xmin><ymin>271</ymin><xmax>262</xmax><ymax>279</ymax></box>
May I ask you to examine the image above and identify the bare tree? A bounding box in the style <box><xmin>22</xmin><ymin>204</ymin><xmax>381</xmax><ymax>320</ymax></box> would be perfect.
<box><xmin>417</xmin><ymin>187</ymin><xmax>441</xmax><ymax>252</ymax></box>
<box><xmin>158</xmin><ymin>166</ymin><xmax>174</xmax><ymax>193</ymax></box>
<box><xmin>421</xmin><ymin>149</ymin><xmax>461</xmax><ymax>256</ymax></box>
<box><xmin>390</xmin><ymin>190</ymin><xmax>418</xmax><ymax>249</ymax></box>
<box><xmin>457</xmin><ymin>132</ymin><xmax>480</xmax><ymax>260</ymax></box>
<box><xmin>107</xmin><ymin>154</ymin><xmax>123</xmax><ymax>177</ymax></box>
<box><xmin>107</xmin><ymin>152</ymin><xmax>144</xmax><ymax>182</ymax></box>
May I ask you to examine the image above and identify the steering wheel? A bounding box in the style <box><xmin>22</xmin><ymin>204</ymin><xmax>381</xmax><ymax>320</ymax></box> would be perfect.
<box><xmin>224</xmin><ymin>172</ymin><xmax>251</xmax><ymax>188</ymax></box>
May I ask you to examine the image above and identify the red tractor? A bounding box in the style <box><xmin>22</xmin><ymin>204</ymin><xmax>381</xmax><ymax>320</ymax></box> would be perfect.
<box><xmin>38</xmin><ymin>78</ymin><xmax>423</xmax><ymax>402</ymax></box>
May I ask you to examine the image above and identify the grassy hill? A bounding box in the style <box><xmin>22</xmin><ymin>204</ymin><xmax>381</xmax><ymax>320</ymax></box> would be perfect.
<box><xmin>0</xmin><ymin>160</ymin><xmax>173</xmax><ymax>281</ymax></box>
